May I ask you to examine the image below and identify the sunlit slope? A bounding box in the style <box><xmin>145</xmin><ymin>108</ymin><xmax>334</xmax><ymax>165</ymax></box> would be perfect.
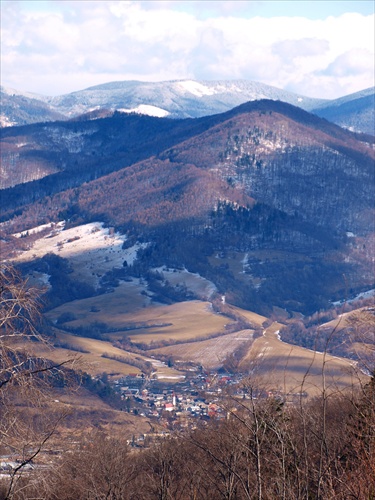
<box><xmin>46</xmin><ymin>299</ymin><xmax>232</xmax><ymax>345</ymax></box>
<box><xmin>31</xmin><ymin>329</ymin><xmax>183</xmax><ymax>380</ymax></box>
<box><xmin>240</xmin><ymin>322</ymin><xmax>365</xmax><ymax>397</ymax></box>
<box><xmin>150</xmin><ymin>328</ymin><xmax>254</xmax><ymax>370</ymax></box>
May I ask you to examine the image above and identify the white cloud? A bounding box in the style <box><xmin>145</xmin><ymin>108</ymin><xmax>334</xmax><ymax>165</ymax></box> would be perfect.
<box><xmin>272</xmin><ymin>38</ymin><xmax>330</xmax><ymax>61</ymax></box>
<box><xmin>0</xmin><ymin>0</ymin><xmax>373</xmax><ymax>98</ymax></box>
<box><xmin>323</xmin><ymin>49</ymin><xmax>374</xmax><ymax>77</ymax></box>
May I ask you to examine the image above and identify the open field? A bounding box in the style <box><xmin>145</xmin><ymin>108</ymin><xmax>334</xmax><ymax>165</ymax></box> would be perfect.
<box><xmin>53</xmin><ymin>388</ymin><xmax>153</xmax><ymax>439</ymax></box>
<box><xmin>44</xmin><ymin>298</ymin><xmax>368</xmax><ymax>393</ymax></box>
<box><xmin>50</xmin><ymin>386</ymin><xmax>153</xmax><ymax>438</ymax></box>
<box><xmin>150</xmin><ymin>328</ymin><xmax>255</xmax><ymax>370</ymax></box>
<box><xmin>45</xmin><ymin>279</ymin><xmax>152</xmax><ymax>322</ymax></box>
<box><xmin>29</xmin><ymin>329</ymin><xmax>183</xmax><ymax>380</ymax></box>
<box><xmin>321</xmin><ymin>307</ymin><xmax>373</xmax><ymax>332</ymax></box>
<box><xmin>154</xmin><ymin>266</ymin><xmax>217</xmax><ymax>299</ymax></box>
<box><xmin>14</xmin><ymin>221</ymin><xmax>135</xmax><ymax>286</ymax></box>
<box><xmin>239</xmin><ymin>322</ymin><xmax>367</xmax><ymax>397</ymax></box>
<box><xmin>28</xmin><ymin>330</ymin><xmax>142</xmax><ymax>377</ymax></box>
<box><xmin>3</xmin><ymin>383</ymin><xmax>152</xmax><ymax>444</ymax></box>
<box><xmin>118</xmin><ymin>301</ymin><xmax>231</xmax><ymax>344</ymax></box>
<box><xmin>47</xmin><ymin>299</ymin><xmax>232</xmax><ymax>345</ymax></box>
<box><xmin>228</xmin><ymin>305</ymin><xmax>268</xmax><ymax>327</ymax></box>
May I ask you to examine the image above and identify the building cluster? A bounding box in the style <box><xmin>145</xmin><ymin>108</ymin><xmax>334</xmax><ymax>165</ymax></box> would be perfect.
<box><xmin>113</xmin><ymin>367</ymin><xmax>307</xmax><ymax>448</ymax></box>
<box><xmin>113</xmin><ymin>371</ymin><xmax>247</xmax><ymax>434</ymax></box>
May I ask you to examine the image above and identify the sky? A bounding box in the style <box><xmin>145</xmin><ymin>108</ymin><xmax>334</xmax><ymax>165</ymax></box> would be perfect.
<box><xmin>1</xmin><ymin>0</ymin><xmax>374</xmax><ymax>99</ymax></box>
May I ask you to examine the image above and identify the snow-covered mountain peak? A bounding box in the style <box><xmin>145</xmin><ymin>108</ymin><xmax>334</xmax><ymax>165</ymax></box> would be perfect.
<box><xmin>1</xmin><ymin>85</ymin><xmax>47</xmax><ymax>101</ymax></box>
<box><xmin>1</xmin><ymin>79</ymin><xmax>373</xmax><ymax>133</ymax></box>
<box><xmin>177</xmin><ymin>80</ymin><xmax>216</xmax><ymax>97</ymax></box>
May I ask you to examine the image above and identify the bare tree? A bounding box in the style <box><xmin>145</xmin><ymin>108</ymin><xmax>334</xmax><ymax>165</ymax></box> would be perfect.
<box><xmin>0</xmin><ymin>264</ymin><xmax>77</xmax><ymax>499</ymax></box>
<box><xmin>33</xmin><ymin>431</ymin><xmax>139</xmax><ymax>500</ymax></box>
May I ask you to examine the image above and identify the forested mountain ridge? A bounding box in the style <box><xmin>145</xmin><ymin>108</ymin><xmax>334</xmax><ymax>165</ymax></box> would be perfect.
<box><xmin>0</xmin><ymin>86</ymin><xmax>66</xmax><ymax>127</ymax></box>
<box><xmin>1</xmin><ymin>98</ymin><xmax>373</xmax><ymax>193</ymax></box>
<box><xmin>312</xmin><ymin>87</ymin><xmax>375</xmax><ymax>135</ymax></box>
<box><xmin>1</xmin><ymin>99</ymin><xmax>374</xmax><ymax>314</ymax></box>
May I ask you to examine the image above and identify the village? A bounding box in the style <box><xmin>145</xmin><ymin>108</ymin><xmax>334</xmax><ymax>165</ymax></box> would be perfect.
<box><xmin>112</xmin><ymin>367</ymin><xmax>293</xmax><ymax>447</ymax></box>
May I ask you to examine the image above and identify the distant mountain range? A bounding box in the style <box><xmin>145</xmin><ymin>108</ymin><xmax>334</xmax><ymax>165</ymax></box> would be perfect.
<box><xmin>1</xmin><ymin>99</ymin><xmax>374</xmax><ymax>315</ymax></box>
<box><xmin>1</xmin><ymin>79</ymin><xmax>374</xmax><ymax>134</ymax></box>
<box><xmin>313</xmin><ymin>87</ymin><xmax>374</xmax><ymax>135</ymax></box>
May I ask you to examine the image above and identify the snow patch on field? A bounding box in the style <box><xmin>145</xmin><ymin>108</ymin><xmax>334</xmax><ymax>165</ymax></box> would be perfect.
<box><xmin>355</xmin><ymin>289</ymin><xmax>375</xmax><ymax>301</ymax></box>
<box><xmin>15</xmin><ymin>222</ymin><xmax>124</xmax><ymax>259</ymax></box>
<box><xmin>13</xmin><ymin>221</ymin><xmax>65</xmax><ymax>238</ymax></box>
<box><xmin>155</xmin><ymin>266</ymin><xmax>217</xmax><ymax>299</ymax></box>
<box><xmin>332</xmin><ymin>288</ymin><xmax>375</xmax><ymax>306</ymax></box>
<box><xmin>14</xmin><ymin>222</ymin><xmax>148</xmax><ymax>287</ymax></box>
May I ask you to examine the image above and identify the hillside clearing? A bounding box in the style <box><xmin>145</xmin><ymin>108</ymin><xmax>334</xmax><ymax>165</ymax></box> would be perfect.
<box><xmin>13</xmin><ymin>221</ymin><xmax>217</xmax><ymax>300</ymax></box>
<box><xmin>13</xmin><ymin>221</ymin><xmax>140</xmax><ymax>286</ymax></box>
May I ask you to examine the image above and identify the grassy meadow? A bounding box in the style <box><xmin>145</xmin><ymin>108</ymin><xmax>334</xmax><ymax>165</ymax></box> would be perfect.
<box><xmin>46</xmin><ymin>294</ymin><xmax>232</xmax><ymax>345</ymax></box>
<box><xmin>239</xmin><ymin>322</ymin><xmax>366</xmax><ymax>397</ymax></box>
<box><xmin>150</xmin><ymin>328</ymin><xmax>255</xmax><ymax>370</ymax></box>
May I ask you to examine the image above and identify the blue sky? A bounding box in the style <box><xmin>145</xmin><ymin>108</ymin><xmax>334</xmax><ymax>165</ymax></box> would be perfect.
<box><xmin>1</xmin><ymin>1</ymin><xmax>374</xmax><ymax>98</ymax></box>
<box><xmin>170</xmin><ymin>1</ymin><xmax>375</xmax><ymax>20</ymax></box>
<box><xmin>17</xmin><ymin>1</ymin><xmax>375</xmax><ymax>19</ymax></box>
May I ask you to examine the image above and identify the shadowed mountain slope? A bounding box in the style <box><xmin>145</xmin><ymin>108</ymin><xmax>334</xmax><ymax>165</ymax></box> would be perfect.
<box><xmin>2</xmin><ymin>100</ymin><xmax>374</xmax><ymax>314</ymax></box>
<box><xmin>313</xmin><ymin>87</ymin><xmax>375</xmax><ymax>135</ymax></box>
